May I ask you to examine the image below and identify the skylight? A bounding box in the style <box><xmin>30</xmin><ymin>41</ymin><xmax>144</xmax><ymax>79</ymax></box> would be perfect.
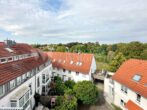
<box><xmin>144</xmin><ymin>84</ymin><xmax>147</xmax><ymax>87</ymax></box>
<box><xmin>132</xmin><ymin>74</ymin><xmax>141</xmax><ymax>82</ymax></box>
<box><xmin>5</xmin><ymin>48</ymin><xmax>13</xmax><ymax>52</ymax></box>
<box><xmin>76</xmin><ymin>62</ymin><xmax>82</xmax><ymax>66</ymax></box>
<box><xmin>70</xmin><ymin>61</ymin><xmax>74</xmax><ymax>65</ymax></box>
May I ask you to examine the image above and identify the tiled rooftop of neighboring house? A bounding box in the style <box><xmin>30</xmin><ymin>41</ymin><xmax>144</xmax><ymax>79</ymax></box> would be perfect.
<box><xmin>125</xmin><ymin>100</ymin><xmax>143</xmax><ymax>110</ymax></box>
<box><xmin>0</xmin><ymin>40</ymin><xmax>48</xmax><ymax>85</ymax></box>
<box><xmin>46</xmin><ymin>52</ymin><xmax>94</xmax><ymax>74</ymax></box>
<box><xmin>0</xmin><ymin>41</ymin><xmax>36</xmax><ymax>57</ymax></box>
<box><xmin>112</xmin><ymin>59</ymin><xmax>147</xmax><ymax>98</ymax></box>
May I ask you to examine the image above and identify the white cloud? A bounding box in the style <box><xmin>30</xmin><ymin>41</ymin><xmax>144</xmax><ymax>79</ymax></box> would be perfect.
<box><xmin>0</xmin><ymin>0</ymin><xmax>147</xmax><ymax>43</ymax></box>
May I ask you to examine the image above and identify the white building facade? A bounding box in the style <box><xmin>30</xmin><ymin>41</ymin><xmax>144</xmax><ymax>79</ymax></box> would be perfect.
<box><xmin>104</xmin><ymin>59</ymin><xmax>147</xmax><ymax>110</ymax></box>
<box><xmin>0</xmin><ymin>40</ymin><xmax>52</xmax><ymax>110</ymax></box>
<box><xmin>47</xmin><ymin>52</ymin><xmax>97</xmax><ymax>82</ymax></box>
<box><xmin>0</xmin><ymin>41</ymin><xmax>97</xmax><ymax>110</ymax></box>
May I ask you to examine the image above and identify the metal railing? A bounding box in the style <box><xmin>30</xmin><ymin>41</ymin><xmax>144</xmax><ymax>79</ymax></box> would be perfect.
<box><xmin>0</xmin><ymin>107</ymin><xmax>23</xmax><ymax>110</ymax></box>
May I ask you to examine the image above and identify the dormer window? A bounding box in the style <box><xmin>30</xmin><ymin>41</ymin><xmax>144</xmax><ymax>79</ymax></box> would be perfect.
<box><xmin>0</xmin><ymin>58</ymin><xmax>7</xmax><ymax>63</ymax></box>
<box><xmin>70</xmin><ymin>61</ymin><xmax>74</xmax><ymax>65</ymax></box>
<box><xmin>76</xmin><ymin>62</ymin><xmax>82</xmax><ymax>66</ymax></box>
<box><xmin>79</xmin><ymin>62</ymin><xmax>82</xmax><ymax>66</ymax></box>
<box><xmin>76</xmin><ymin>62</ymin><xmax>80</xmax><ymax>66</ymax></box>
<box><xmin>8</xmin><ymin>57</ymin><xmax>13</xmax><ymax>62</ymax></box>
<box><xmin>132</xmin><ymin>74</ymin><xmax>141</xmax><ymax>82</ymax></box>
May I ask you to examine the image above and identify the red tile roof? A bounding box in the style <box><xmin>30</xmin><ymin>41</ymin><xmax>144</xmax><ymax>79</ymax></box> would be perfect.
<box><xmin>46</xmin><ymin>52</ymin><xmax>94</xmax><ymax>74</ymax></box>
<box><xmin>112</xmin><ymin>59</ymin><xmax>147</xmax><ymax>98</ymax></box>
<box><xmin>0</xmin><ymin>42</ymin><xmax>36</xmax><ymax>57</ymax></box>
<box><xmin>0</xmin><ymin>42</ymin><xmax>49</xmax><ymax>85</ymax></box>
<box><xmin>125</xmin><ymin>100</ymin><xmax>143</xmax><ymax>110</ymax></box>
<box><xmin>0</xmin><ymin>54</ymin><xmax>48</xmax><ymax>85</ymax></box>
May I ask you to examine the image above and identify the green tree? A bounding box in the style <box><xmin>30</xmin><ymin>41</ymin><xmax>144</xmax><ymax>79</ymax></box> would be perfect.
<box><xmin>56</xmin><ymin>46</ymin><xmax>66</xmax><ymax>52</ymax></box>
<box><xmin>73</xmin><ymin>81</ymin><xmax>99</xmax><ymax>105</ymax></box>
<box><xmin>141</xmin><ymin>49</ymin><xmax>147</xmax><ymax>60</ymax></box>
<box><xmin>109</xmin><ymin>52</ymin><xmax>126</xmax><ymax>72</ymax></box>
<box><xmin>65</xmin><ymin>80</ymin><xmax>75</xmax><ymax>89</ymax></box>
<box><xmin>54</xmin><ymin>95</ymin><xmax>77</xmax><ymax>110</ymax></box>
<box><xmin>54</xmin><ymin>76</ymin><xmax>67</xmax><ymax>95</ymax></box>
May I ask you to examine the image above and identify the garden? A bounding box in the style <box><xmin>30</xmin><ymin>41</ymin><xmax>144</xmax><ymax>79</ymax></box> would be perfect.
<box><xmin>34</xmin><ymin>76</ymin><xmax>100</xmax><ymax>110</ymax></box>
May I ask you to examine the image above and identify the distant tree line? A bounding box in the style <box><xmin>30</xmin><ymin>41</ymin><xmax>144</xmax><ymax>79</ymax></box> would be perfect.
<box><xmin>32</xmin><ymin>41</ymin><xmax>147</xmax><ymax>72</ymax></box>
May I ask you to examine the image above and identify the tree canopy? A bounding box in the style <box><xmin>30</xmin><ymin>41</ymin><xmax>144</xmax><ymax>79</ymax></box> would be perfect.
<box><xmin>109</xmin><ymin>52</ymin><xmax>126</xmax><ymax>72</ymax></box>
<box><xmin>73</xmin><ymin>81</ymin><xmax>99</xmax><ymax>105</ymax></box>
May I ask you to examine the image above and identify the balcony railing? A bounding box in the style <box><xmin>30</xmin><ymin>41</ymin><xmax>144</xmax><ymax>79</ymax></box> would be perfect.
<box><xmin>42</xmin><ymin>78</ymin><xmax>49</xmax><ymax>84</ymax></box>
<box><xmin>0</xmin><ymin>107</ymin><xmax>23</xmax><ymax>110</ymax></box>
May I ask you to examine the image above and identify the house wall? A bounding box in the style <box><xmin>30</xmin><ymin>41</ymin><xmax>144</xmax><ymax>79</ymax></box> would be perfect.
<box><xmin>52</xmin><ymin>68</ymin><xmax>90</xmax><ymax>82</ymax></box>
<box><xmin>114</xmin><ymin>81</ymin><xmax>147</xmax><ymax>110</ymax></box>
<box><xmin>89</xmin><ymin>56</ymin><xmax>97</xmax><ymax>81</ymax></box>
<box><xmin>52</xmin><ymin>56</ymin><xmax>97</xmax><ymax>82</ymax></box>
<box><xmin>104</xmin><ymin>76</ymin><xmax>147</xmax><ymax>110</ymax></box>
<box><xmin>0</xmin><ymin>64</ymin><xmax>52</xmax><ymax>110</ymax></box>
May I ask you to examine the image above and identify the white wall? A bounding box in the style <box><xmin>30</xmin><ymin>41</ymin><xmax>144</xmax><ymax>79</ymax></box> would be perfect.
<box><xmin>114</xmin><ymin>81</ymin><xmax>147</xmax><ymax>110</ymax></box>
<box><xmin>89</xmin><ymin>56</ymin><xmax>97</xmax><ymax>81</ymax></box>
<box><xmin>52</xmin><ymin>68</ymin><xmax>90</xmax><ymax>82</ymax></box>
<box><xmin>0</xmin><ymin>64</ymin><xmax>52</xmax><ymax>109</ymax></box>
<box><xmin>52</xmin><ymin>56</ymin><xmax>97</xmax><ymax>82</ymax></box>
<box><xmin>104</xmin><ymin>76</ymin><xmax>147</xmax><ymax>110</ymax></box>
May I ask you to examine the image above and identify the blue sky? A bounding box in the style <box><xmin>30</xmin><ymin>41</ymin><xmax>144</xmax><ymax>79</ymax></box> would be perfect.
<box><xmin>0</xmin><ymin>0</ymin><xmax>147</xmax><ymax>44</ymax></box>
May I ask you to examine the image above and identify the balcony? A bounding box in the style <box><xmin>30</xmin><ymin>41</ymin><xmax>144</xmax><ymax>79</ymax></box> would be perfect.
<box><xmin>42</xmin><ymin>78</ymin><xmax>49</xmax><ymax>84</ymax></box>
<box><xmin>0</xmin><ymin>107</ymin><xmax>23</xmax><ymax>110</ymax></box>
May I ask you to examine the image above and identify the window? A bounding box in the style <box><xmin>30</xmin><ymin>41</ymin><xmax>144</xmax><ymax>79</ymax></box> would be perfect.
<box><xmin>63</xmin><ymin>69</ymin><xmax>65</xmax><ymax>72</ymax></box>
<box><xmin>133</xmin><ymin>75</ymin><xmax>141</xmax><ymax>82</ymax></box>
<box><xmin>121</xmin><ymin>85</ymin><xmax>128</xmax><ymax>94</ymax></box>
<box><xmin>109</xmin><ymin>79</ymin><xmax>114</xmax><ymax>84</ymax></box>
<box><xmin>37</xmin><ymin>77</ymin><xmax>40</xmax><ymax>87</ymax></box>
<box><xmin>70</xmin><ymin>60</ymin><xmax>74</xmax><ymax>65</ymax></box>
<box><xmin>10</xmin><ymin>80</ymin><xmax>15</xmax><ymax>90</ymax></box>
<box><xmin>76</xmin><ymin>72</ymin><xmax>79</xmax><ymax>75</ymax></box>
<box><xmin>8</xmin><ymin>57</ymin><xmax>13</xmax><ymax>62</ymax></box>
<box><xmin>19</xmin><ymin>96</ymin><xmax>24</xmax><ymax>107</ymax></box>
<box><xmin>22</xmin><ymin>74</ymin><xmax>26</xmax><ymax>82</ymax></box>
<box><xmin>42</xmin><ymin>74</ymin><xmax>46</xmax><ymax>83</ymax></box>
<box><xmin>13</xmin><ymin>56</ymin><xmax>18</xmax><ymax>61</ymax></box>
<box><xmin>17</xmin><ymin>76</ymin><xmax>21</xmax><ymax>85</ymax></box>
<box><xmin>27</xmin><ymin>72</ymin><xmax>30</xmax><ymax>78</ymax></box>
<box><xmin>136</xmin><ymin>94</ymin><xmax>141</xmax><ymax>102</ymax></box>
<box><xmin>0</xmin><ymin>85</ymin><xmax>4</xmax><ymax>97</ymax></box>
<box><xmin>25</xmin><ymin>91</ymin><xmax>29</xmax><ymax>101</ymax></box>
<box><xmin>120</xmin><ymin>99</ymin><xmax>125</xmax><ymax>106</ymax></box>
<box><xmin>69</xmin><ymin>70</ymin><xmax>71</xmax><ymax>74</ymax></box>
<box><xmin>68</xmin><ymin>77</ymin><xmax>71</xmax><ymax>80</ymax></box>
<box><xmin>0</xmin><ymin>58</ymin><xmax>6</xmax><ymax>63</ymax></box>
<box><xmin>11</xmin><ymin>100</ymin><xmax>17</xmax><ymax>107</ymax></box>
<box><xmin>109</xmin><ymin>86</ymin><xmax>114</xmax><ymax>96</ymax></box>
